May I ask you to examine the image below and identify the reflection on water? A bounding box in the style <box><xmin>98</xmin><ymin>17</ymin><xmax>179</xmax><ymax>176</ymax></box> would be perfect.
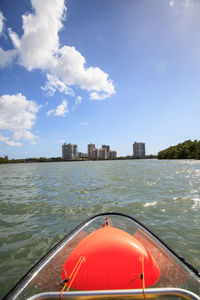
<box><xmin>0</xmin><ymin>159</ymin><xmax>200</xmax><ymax>297</ymax></box>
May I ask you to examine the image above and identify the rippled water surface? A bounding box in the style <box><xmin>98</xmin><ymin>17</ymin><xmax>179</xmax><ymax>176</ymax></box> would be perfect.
<box><xmin>0</xmin><ymin>160</ymin><xmax>200</xmax><ymax>298</ymax></box>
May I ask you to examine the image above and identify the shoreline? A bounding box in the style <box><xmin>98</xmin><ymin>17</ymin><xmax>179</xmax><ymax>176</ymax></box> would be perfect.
<box><xmin>0</xmin><ymin>156</ymin><xmax>157</xmax><ymax>164</ymax></box>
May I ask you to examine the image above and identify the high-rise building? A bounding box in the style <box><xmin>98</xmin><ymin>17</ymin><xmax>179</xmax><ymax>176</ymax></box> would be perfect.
<box><xmin>91</xmin><ymin>148</ymin><xmax>99</xmax><ymax>159</ymax></box>
<box><xmin>102</xmin><ymin>145</ymin><xmax>110</xmax><ymax>152</ymax></box>
<box><xmin>99</xmin><ymin>148</ymin><xmax>108</xmax><ymax>159</ymax></box>
<box><xmin>88</xmin><ymin>143</ymin><xmax>95</xmax><ymax>158</ymax></box>
<box><xmin>133</xmin><ymin>142</ymin><xmax>145</xmax><ymax>158</ymax></box>
<box><xmin>108</xmin><ymin>150</ymin><xmax>117</xmax><ymax>159</ymax></box>
<box><xmin>78</xmin><ymin>152</ymin><xmax>88</xmax><ymax>159</ymax></box>
<box><xmin>62</xmin><ymin>143</ymin><xmax>78</xmax><ymax>160</ymax></box>
<box><xmin>88</xmin><ymin>143</ymin><xmax>117</xmax><ymax>160</ymax></box>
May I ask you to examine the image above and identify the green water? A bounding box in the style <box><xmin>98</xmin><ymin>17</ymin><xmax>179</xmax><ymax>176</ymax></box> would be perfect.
<box><xmin>0</xmin><ymin>159</ymin><xmax>200</xmax><ymax>298</ymax></box>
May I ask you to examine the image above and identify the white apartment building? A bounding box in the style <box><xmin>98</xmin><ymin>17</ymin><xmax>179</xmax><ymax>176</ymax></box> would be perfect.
<box><xmin>87</xmin><ymin>143</ymin><xmax>117</xmax><ymax>159</ymax></box>
<box><xmin>88</xmin><ymin>143</ymin><xmax>95</xmax><ymax>158</ymax></box>
<box><xmin>62</xmin><ymin>143</ymin><xmax>78</xmax><ymax>160</ymax></box>
<box><xmin>102</xmin><ymin>145</ymin><xmax>110</xmax><ymax>152</ymax></box>
<box><xmin>108</xmin><ymin>150</ymin><xmax>117</xmax><ymax>159</ymax></box>
<box><xmin>91</xmin><ymin>148</ymin><xmax>99</xmax><ymax>159</ymax></box>
<box><xmin>99</xmin><ymin>148</ymin><xmax>108</xmax><ymax>159</ymax></box>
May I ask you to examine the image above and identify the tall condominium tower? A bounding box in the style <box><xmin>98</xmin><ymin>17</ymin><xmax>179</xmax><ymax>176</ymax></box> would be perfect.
<box><xmin>102</xmin><ymin>145</ymin><xmax>110</xmax><ymax>152</ymax></box>
<box><xmin>62</xmin><ymin>143</ymin><xmax>78</xmax><ymax>160</ymax></box>
<box><xmin>133</xmin><ymin>142</ymin><xmax>145</xmax><ymax>158</ymax></box>
<box><xmin>99</xmin><ymin>148</ymin><xmax>108</xmax><ymax>159</ymax></box>
<box><xmin>109</xmin><ymin>150</ymin><xmax>117</xmax><ymax>159</ymax></box>
<box><xmin>88</xmin><ymin>143</ymin><xmax>95</xmax><ymax>158</ymax></box>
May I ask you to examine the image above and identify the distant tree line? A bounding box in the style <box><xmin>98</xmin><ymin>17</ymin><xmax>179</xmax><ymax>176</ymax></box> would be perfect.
<box><xmin>0</xmin><ymin>157</ymin><xmax>8</xmax><ymax>164</ymax></box>
<box><xmin>158</xmin><ymin>140</ymin><xmax>200</xmax><ymax>160</ymax></box>
<box><xmin>0</xmin><ymin>156</ymin><xmax>122</xmax><ymax>164</ymax></box>
<box><xmin>0</xmin><ymin>154</ymin><xmax>158</xmax><ymax>164</ymax></box>
<box><xmin>0</xmin><ymin>157</ymin><xmax>63</xmax><ymax>164</ymax></box>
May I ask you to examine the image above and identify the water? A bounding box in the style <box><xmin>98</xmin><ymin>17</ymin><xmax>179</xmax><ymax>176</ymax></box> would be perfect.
<box><xmin>0</xmin><ymin>159</ymin><xmax>200</xmax><ymax>298</ymax></box>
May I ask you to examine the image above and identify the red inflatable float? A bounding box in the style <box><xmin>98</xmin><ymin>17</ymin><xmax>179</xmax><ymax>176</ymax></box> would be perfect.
<box><xmin>61</xmin><ymin>226</ymin><xmax>160</xmax><ymax>290</ymax></box>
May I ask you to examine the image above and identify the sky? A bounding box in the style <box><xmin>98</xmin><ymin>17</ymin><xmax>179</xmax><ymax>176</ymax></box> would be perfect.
<box><xmin>0</xmin><ymin>0</ymin><xmax>200</xmax><ymax>158</ymax></box>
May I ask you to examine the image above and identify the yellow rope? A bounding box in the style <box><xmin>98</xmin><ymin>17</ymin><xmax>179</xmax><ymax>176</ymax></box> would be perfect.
<box><xmin>63</xmin><ymin>264</ymin><xmax>68</xmax><ymax>279</ymax></box>
<box><xmin>141</xmin><ymin>256</ymin><xmax>146</xmax><ymax>298</ymax></box>
<box><xmin>66</xmin><ymin>257</ymin><xmax>84</xmax><ymax>292</ymax></box>
<box><xmin>60</xmin><ymin>256</ymin><xmax>84</xmax><ymax>299</ymax></box>
<box><xmin>59</xmin><ymin>282</ymin><xmax>67</xmax><ymax>300</ymax></box>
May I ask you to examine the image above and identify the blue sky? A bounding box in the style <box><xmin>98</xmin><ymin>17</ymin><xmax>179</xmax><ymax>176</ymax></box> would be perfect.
<box><xmin>0</xmin><ymin>0</ymin><xmax>200</xmax><ymax>158</ymax></box>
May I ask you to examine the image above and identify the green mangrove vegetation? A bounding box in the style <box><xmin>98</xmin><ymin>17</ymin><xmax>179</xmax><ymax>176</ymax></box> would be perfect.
<box><xmin>0</xmin><ymin>157</ymin><xmax>63</xmax><ymax>164</ymax></box>
<box><xmin>0</xmin><ymin>155</ymin><xmax>158</xmax><ymax>164</ymax></box>
<box><xmin>158</xmin><ymin>140</ymin><xmax>200</xmax><ymax>160</ymax></box>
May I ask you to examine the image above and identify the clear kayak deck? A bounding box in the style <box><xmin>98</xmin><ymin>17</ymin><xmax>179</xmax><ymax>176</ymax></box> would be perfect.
<box><xmin>3</xmin><ymin>213</ymin><xmax>200</xmax><ymax>300</ymax></box>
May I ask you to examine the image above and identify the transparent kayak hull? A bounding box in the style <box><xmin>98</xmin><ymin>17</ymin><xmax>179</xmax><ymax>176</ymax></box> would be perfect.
<box><xmin>3</xmin><ymin>213</ymin><xmax>200</xmax><ymax>300</ymax></box>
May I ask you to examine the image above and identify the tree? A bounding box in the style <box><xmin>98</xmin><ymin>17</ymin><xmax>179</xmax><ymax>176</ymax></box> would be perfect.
<box><xmin>158</xmin><ymin>140</ymin><xmax>200</xmax><ymax>160</ymax></box>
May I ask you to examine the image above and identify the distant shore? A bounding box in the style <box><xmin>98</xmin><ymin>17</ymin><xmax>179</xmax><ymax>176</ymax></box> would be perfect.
<box><xmin>2</xmin><ymin>140</ymin><xmax>200</xmax><ymax>164</ymax></box>
<box><xmin>0</xmin><ymin>155</ymin><xmax>157</xmax><ymax>164</ymax></box>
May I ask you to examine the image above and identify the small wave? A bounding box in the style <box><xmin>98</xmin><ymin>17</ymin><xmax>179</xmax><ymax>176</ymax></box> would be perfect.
<box><xmin>190</xmin><ymin>189</ymin><xmax>198</xmax><ymax>194</ymax></box>
<box><xmin>192</xmin><ymin>197</ymin><xmax>200</xmax><ymax>209</ymax></box>
<box><xmin>146</xmin><ymin>181</ymin><xmax>156</xmax><ymax>186</ymax></box>
<box><xmin>144</xmin><ymin>201</ymin><xmax>157</xmax><ymax>207</ymax></box>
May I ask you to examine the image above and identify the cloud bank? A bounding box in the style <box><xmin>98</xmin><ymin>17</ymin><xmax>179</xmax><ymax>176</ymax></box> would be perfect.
<box><xmin>0</xmin><ymin>0</ymin><xmax>115</xmax><ymax>100</ymax></box>
<box><xmin>0</xmin><ymin>93</ymin><xmax>40</xmax><ymax>146</ymax></box>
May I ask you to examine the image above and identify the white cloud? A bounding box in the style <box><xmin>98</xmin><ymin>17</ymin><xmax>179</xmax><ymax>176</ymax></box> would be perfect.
<box><xmin>55</xmin><ymin>100</ymin><xmax>68</xmax><ymax>116</ymax></box>
<box><xmin>0</xmin><ymin>93</ymin><xmax>40</xmax><ymax>146</ymax></box>
<box><xmin>72</xmin><ymin>95</ymin><xmax>82</xmax><ymax>110</ymax></box>
<box><xmin>184</xmin><ymin>0</ymin><xmax>193</xmax><ymax>7</ymax></box>
<box><xmin>81</xmin><ymin>122</ymin><xmax>88</xmax><ymax>126</ymax></box>
<box><xmin>0</xmin><ymin>12</ymin><xmax>17</xmax><ymax>66</ymax></box>
<box><xmin>1</xmin><ymin>0</ymin><xmax>115</xmax><ymax>99</ymax></box>
<box><xmin>90</xmin><ymin>91</ymin><xmax>113</xmax><ymax>100</ymax></box>
<box><xmin>50</xmin><ymin>46</ymin><xmax>115</xmax><ymax>99</ymax></box>
<box><xmin>41</xmin><ymin>73</ymin><xmax>74</xmax><ymax>96</ymax></box>
<box><xmin>8</xmin><ymin>0</ymin><xmax>66</xmax><ymax>71</ymax></box>
<box><xmin>6</xmin><ymin>140</ymin><xmax>22</xmax><ymax>147</ymax></box>
<box><xmin>169</xmin><ymin>0</ymin><xmax>194</xmax><ymax>8</ymax></box>
<box><xmin>75</xmin><ymin>96</ymin><xmax>82</xmax><ymax>106</ymax></box>
<box><xmin>0</xmin><ymin>11</ymin><xmax>5</xmax><ymax>35</ymax></box>
<box><xmin>0</xmin><ymin>48</ymin><xmax>17</xmax><ymax>68</ymax></box>
<box><xmin>46</xmin><ymin>109</ymin><xmax>55</xmax><ymax>116</ymax></box>
<box><xmin>0</xmin><ymin>134</ymin><xmax>21</xmax><ymax>146</ymax></box>
<box><xmin>0</xmin><ymin>133</ymin><xmax>8</xmax><ymax>143</ymax></box>
<box><xmin>46</xmin><ymin>99</ymin><xmax>69</xmax><ymax>117</ymax></box>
